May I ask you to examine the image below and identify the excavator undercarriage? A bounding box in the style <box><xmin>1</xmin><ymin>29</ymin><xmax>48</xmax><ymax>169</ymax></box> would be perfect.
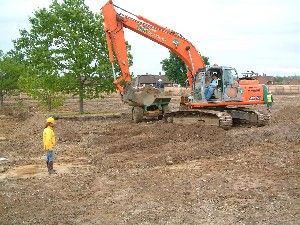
<box><xmin>163</xmin><ymin>107</ymin><xmax>270</xmax><ymax>129</ymax></box>
<box><xmin>124</xmin><ymin>84</ymin><xmax>270</xmax><ymax>128</ymax></box>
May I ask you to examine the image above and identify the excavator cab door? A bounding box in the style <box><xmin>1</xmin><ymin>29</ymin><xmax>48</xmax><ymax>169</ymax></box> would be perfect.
<box><xmin>192</xmin><ymin>69</ymin><xmax>206</xmax><ymax>102</ymax></box>
<box><xmin>205</xmin><ymin>68</ymin><xmax>223</xmax><ymax>101</ymax></box>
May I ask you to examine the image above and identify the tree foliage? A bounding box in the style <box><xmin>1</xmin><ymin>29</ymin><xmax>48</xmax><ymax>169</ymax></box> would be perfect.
<box><xmin>18</xmin><ymin>71</ymin><xmax>65</xmax><ymax>111</ymax></box>
<box><xmin>0</xmin><ymin>52</ymin><xmax>26</xmax><ymax>106</ymax></box>
<box><xmin>274</xmin><ymin>75</ymin><xmax>300</xmax><ymax>85</ymax></box>
<box><xmin>14</xmin><ymin>0</ymin><xmax>131</xmax><ymax>113</ymax></box>
<box><xmin>161</xmin><ymin>51</ymin><xmax>210</xmax><ymax>86</ymax></box>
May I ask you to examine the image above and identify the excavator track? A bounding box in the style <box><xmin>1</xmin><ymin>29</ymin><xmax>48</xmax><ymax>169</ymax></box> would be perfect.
<box><xmin>255</xmin><ymin>110</ymin><xmax>271</xmax><ymax>126</ymax></box>
<box><xmin>163</xmin><ymin>108</ymin><xmax>270</xmax><ymax>129</ymax></box>
<box><xmin>217</xmin><ymin>111</ymin><xmax>233</xmax><ymax>129</ymax></box>
<box><xmin>163</xmin><ymin>109</ymin><xmax>232</xmax><ymax>129</ymax></box>
<box><xmin>225</xmin><ymin>108</ymin><xmax>270</xmax><ymax>127</ymax></box>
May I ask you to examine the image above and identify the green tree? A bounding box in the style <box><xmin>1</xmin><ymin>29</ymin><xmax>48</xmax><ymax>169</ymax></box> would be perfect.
<box><xmin>0</xmin><ymin>52</ymin><xmax>26</xmax><ymax>107</ymax></box>
<box><xmin>14</xmin><ymin>0</ymin><xmax>131</xmax><ymax>113</ymax></box>
<box><xmin>202</xmin><ymin>56</ymin><xmax>210</xmax><ymax>66</ymax></box>
<box><xmin>18</xmin><ymin>71</ymin><xmax>65</xmax><ymax>111</ymax></box>
<box><xmin>161</xmin><ymin>51</ymin><xmax>210</xmax><ymax>86</ymax></box>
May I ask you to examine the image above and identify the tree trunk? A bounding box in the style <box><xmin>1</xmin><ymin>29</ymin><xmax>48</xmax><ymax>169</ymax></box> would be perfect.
<box><xmin>48</xmin><ymin>98</ymin><xmax>52</xmax><ymax>112</ymax></box>
<box><xmin>79</xmin><ymin>79</ymin><xmax>84</xmax><ymax>114</ymax></box>
<box><xmin>46</xmin><ymin>92</ymin><xmax>52</xmax><ymax>111</ymax></box>
<box><xmin>0</xmin><ymin>91</ymin><xmax>4</xmax><ymax>107</ymax></box>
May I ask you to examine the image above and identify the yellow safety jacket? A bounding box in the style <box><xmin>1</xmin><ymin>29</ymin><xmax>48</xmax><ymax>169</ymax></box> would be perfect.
<box><xmin>267</xmin><ymin>94</ymin><xmax>273</xmax><ymax>103</ymax></box>
<box><xmin>43</xmin><ymin>126</ymin><xmax>56</xmax><ymax>150</ymax></box>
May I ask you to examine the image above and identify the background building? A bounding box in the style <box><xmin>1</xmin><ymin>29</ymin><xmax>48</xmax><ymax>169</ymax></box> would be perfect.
<box><xmin>133</xmin><ymin>73</ymin><xmax>177</xmax><ymax>88</ymax></box>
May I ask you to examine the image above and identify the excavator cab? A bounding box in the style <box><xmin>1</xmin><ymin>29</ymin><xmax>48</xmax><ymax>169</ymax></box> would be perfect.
<box><xmin>192</xmin><ymin>66</ymin><xmax>242</xmax><ymax>102</ymax></box>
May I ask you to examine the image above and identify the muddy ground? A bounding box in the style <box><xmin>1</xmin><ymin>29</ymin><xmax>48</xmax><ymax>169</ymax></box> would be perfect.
<box><xmin>0</xmin><ymin>94</ymin><xmax>299</xmax><ymax>225</ymax></box>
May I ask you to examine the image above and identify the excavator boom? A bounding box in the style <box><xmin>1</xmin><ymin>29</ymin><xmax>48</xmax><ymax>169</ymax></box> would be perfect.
<box><xmin>102</xmin><ymin>1</ymin><xmax>131</xmax><ymax>94</ymax></box>
<box><xmin>102</xmin><ymin>0</ymin><xmax>205</xmax><ymax>93</ymax></box>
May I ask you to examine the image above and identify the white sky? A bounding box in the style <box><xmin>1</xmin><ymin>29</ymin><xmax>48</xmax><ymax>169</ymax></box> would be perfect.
<box><xmin>0</xmin><ymin>0</ymin><xmax>299</xmax><ymax>76</ymax></box>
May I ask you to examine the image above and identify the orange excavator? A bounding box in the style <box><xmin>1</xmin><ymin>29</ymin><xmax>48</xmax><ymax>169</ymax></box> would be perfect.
<box><xmin>102</xmin><ymin>0</ymin><xmax>270</xmax><ymax>127</ymax></box>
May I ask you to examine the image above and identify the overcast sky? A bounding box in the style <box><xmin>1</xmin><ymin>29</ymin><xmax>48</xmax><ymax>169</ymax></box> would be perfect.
<box><xmin>0</xmin><ymin>0</ymin><xmax>299</xmax><ymax>76</ymax></box>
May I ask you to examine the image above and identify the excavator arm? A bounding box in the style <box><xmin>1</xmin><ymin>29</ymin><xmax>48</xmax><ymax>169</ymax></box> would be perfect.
<box><xmin>102</xmin><ymin>0</ymin><xmax>205</xmax><ymax>94</ymax></box>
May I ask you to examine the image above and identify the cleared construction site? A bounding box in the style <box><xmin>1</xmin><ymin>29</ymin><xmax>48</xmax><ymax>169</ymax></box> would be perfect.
<box><xmin>0</xmin><ymin>0</ymin><xmax>299</xmax><ymax>224</ymax></box>
<box><xmin>0</xmin><ymin>93</ymin><xmax>299</xmax><ymax>224</ymax></box>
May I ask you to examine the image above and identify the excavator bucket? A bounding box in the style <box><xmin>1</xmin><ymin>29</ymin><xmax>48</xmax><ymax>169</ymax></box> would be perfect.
<box><xmin>122</xmin><ymin>83</ymin><xmax>172</xmax><ymax>123</ymax></box>
<box><xmin>123</xmin><ymin>83</ymin><xmax>163</xmax><ymax>106</ymax></box>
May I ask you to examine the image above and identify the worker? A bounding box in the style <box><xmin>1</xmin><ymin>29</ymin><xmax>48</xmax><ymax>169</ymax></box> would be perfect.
<box><xmin>155</xmin><ymin>78</ymin><xmax>164</xmax><ymax>89</ymax></box>
<box><xmin>204</xmin><ymin>74</ymin><xmax>218</xmax><ymax>100</ymax></box>
<box><xmin>43</xmin><ymin>117</ymin><xmax>57</xmax><ymax>174</ymax></box>
<box><xmin>267</xmin><ymin>91</ymin><xmax>273</xmax><ymax>111</ymax></box>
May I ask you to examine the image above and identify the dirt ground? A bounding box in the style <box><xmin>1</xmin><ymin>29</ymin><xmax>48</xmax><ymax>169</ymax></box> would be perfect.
<box><xmin>0</xmin><ymin>94</ymin><xmax>299</xmax><ymax>225</ymax></box>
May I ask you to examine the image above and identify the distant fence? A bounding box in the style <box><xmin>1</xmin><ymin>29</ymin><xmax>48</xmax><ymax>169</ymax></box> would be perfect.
<box><xmin>268</xmin><ymin>85</ymin><xmax>300</xmax><ymax>95</ymax></box>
